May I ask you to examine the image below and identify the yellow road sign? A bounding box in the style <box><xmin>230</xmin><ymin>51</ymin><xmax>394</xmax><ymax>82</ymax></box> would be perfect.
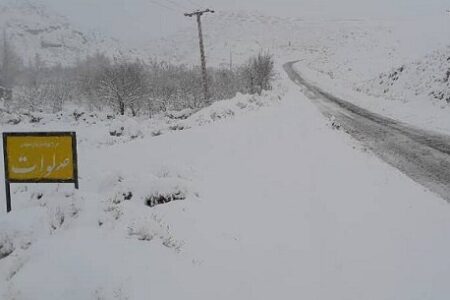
<box><xmin>3</xmin><ymin>132</ymin><xmax>78</xmax><ymax>182</ymax></box>
<box><xmin>2</xmin><ymin>132</ymin><xmax>79</xmax><ymax>213</ymax></box>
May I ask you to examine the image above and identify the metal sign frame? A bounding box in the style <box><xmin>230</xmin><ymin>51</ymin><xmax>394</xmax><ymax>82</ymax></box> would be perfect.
<box><xmin>2</xmin><ymin>132</ymin><xmax>79</xmax><ymax>213</ymax></box>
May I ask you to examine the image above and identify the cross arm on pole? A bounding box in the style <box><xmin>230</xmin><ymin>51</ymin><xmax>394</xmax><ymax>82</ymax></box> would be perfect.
<box><xmin>184</xmin><ymin>9</ymin><xmax>214</xmax><ymax>17</ymax></box>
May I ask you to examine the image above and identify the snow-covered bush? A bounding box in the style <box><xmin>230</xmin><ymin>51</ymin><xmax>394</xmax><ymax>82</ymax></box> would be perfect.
<box><xmin>108</xmin><ymin>117</ymin><xmax>143</xmax><ymax>140</ymax></box>
<box><xmin>238</xmin><ymin>52</ymin><xmax>275</xmax><ymax>95</ymax></box>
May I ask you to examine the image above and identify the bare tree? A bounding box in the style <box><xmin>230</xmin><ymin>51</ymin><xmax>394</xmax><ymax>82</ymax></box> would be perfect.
<box><xmin>46</xmin><ymin>77</ymin><xmax>74</xmax><ymax>113</ymax></box>
<box><xmin>96</xmin><ymin>58</ymin><xmax>149</xmax><ymax>115</ymax></box>
<box><xmin>0</xmin><ymin>30</ymin><xmax>22</xmax><ymax>101</ymax></box>
<box><xmin>5</xmin><ymin>49</ymin><xmax>275</xmax><ymax>115</ymax></box>
<box><xmin>75</xmin><ymin>52</ymin><xmax>111</xmax><ymax>111</ymax></box>
<box><xmin>13</xmin><ymin>54</ymin><xmax>45</xmax><ymax>111</ymax></box>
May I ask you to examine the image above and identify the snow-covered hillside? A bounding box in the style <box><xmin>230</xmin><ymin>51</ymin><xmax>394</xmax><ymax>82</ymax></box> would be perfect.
<box><xmin>361</xmin><ymin>46</ymin><xmax>450</xmax><ymax>104</ymax></box>
<box><xmin>2</xmin><ymin>0</ymin><xmax>449</xmax><ymax>90</ymax></box>
<box><xmin>146</xmin><ymin>11</ymin><xmax>450</xmax><ymax>84</ymax></box>
<box><xmin>0</xmin><ymin>0</ymin><xmax>142</xmax><ymax>66</ymax></box>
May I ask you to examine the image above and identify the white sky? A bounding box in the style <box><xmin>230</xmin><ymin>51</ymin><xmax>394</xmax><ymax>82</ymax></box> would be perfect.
<box><xmin>30</xmin><ymin>0</ymin><xmax>450</xmax><ymax>46</ymax></box>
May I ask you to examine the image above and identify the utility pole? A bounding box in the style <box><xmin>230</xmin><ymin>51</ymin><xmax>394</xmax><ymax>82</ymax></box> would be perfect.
<box><xmin>229</xmin><ymin>48</ymin><xmax>233</xmax><ymax>72</ymax></box>
<box><xmin>184</xmin><ymin>9</ymin><xmax>214</xmax><ymax>103</ymax></box>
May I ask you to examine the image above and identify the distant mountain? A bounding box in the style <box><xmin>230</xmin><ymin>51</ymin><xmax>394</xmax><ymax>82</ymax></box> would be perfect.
<box><xmin>0</xmin><ymin>0</ymin><xmax>143</xmax><ymax>66</ymax></box>
<box><xmin>144</xmin><ymin>10</ymin><xmax>399</xmax><ymax>74</ymax></box>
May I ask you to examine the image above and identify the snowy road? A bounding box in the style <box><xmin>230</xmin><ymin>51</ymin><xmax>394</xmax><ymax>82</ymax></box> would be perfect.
<box><xmin>284</xmin><ymin>61</ymin><xmax>450</xmax><ymax>202</ymax></box>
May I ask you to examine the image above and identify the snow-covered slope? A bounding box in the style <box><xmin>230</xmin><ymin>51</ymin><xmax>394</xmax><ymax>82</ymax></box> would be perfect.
<box><xmin>0</xmin><ymin>0</ymin><xmax>141</xmax><ymax>66</ymax></box>
<box><xmin>361</xmin><ymin>46</ymin><xmax>450</xmax><ymax>104</ymax></box>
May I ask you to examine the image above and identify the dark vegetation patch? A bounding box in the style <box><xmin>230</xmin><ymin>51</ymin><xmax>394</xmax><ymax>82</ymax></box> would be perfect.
<box><xmin>0</xmin><ymin>239</ymin><xmax>14</xmax><ymax>260</ymax></box>
<box><xmin>145</xmin><ymin>191</ymin><xmax>186</xmax><ymax>208</ymax></box>
<box><xmin>169</xmin><ymin>124</ymin><xmax>188</xmax><ymax>131</ymax></box>
<box><xmin>109</xmin><ymin>126</ymin><xmax>125</xmax><ymax>137</ymax></box>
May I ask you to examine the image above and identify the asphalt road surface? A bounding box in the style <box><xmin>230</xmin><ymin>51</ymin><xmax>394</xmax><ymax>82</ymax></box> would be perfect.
<box><xmin>284</xmin><ymin>61</ymin><xmax>450</xmax><ymax>202</ymax></box>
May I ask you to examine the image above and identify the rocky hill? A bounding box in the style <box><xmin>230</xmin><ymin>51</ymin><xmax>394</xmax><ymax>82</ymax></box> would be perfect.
<box><xmin>0</xmin><ymin>0</ymin><xmax>142</xmax><ymax>66</ymax></box>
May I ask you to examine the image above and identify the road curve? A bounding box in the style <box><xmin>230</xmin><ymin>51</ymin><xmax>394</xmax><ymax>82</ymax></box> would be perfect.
<box><xmin>284</xmin><ymin>61</ymin><xmax>450</xmax><ymax>202</ymax></box>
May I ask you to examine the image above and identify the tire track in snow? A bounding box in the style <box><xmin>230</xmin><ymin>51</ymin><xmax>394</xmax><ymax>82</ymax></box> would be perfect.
<box><xmin>284</xmin><ymin>61</ymin><xmax>450</xmax><ymax>202</ymax></box>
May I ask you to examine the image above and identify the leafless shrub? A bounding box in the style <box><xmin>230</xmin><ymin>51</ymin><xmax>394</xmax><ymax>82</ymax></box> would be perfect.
<box><xmin>239</xmin><ymin>52</ymin><xmax>275</xmax><ymax>95</ymax></box>
<box><xmin>6</xmin><ymin>50</ymin><xmax>275</xmax><ymax>116</ymax></box>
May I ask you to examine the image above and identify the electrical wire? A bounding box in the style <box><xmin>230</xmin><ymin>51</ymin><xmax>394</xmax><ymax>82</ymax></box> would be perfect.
<box><xmin>164</xmin><ymin>0</ymin><xmax>189</xmax><ymax>10</ymax></box>
<box><xmin>147</xmin><ymin>0</ymin><xmax>183</xmax><ymax>13</ymax></box>
<box><xmin>185</xmin><ymin>0</ymin><xmax>203</xmax><ymax>8</ymax></box>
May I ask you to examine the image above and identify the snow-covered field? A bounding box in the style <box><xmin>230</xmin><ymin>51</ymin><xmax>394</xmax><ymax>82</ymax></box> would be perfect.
<box><xmin>1</xmin><ymin>71</ymin><xmax>450</xmax><ymax>299</ymax></box>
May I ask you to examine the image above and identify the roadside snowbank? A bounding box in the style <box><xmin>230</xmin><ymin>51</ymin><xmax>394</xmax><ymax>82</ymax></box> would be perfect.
<box><xmin>293</xmin><ymin>62</ymin><xmax>450</xmax><ymax>135</ymax></box>
<box><xmin>0</xmin><ymin>86</ymin><xmax>285</xmax><ymax>148</ymax></box>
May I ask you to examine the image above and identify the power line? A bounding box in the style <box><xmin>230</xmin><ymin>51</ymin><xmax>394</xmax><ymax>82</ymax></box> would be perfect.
<box><xmin>148</xmin><ymin>0</ymin><xmax>176</xmax><ymax>12</ymax></box>
<box><xmin>164</xmin><ymin>0</ymin><xmax>189</xmax><ymax>10</ymax></box>
<box><xmin>158</xmin><ymin>0</ymin><xmax>188</xmax><ymax>12</ymax></box>
<box><xmin>147</xmin><ymin>0</ymin><xmax>183</xmax><ymax>13</ymax></box>
<box><xmin>185</xmin><ymin>0</ymin><xmax>203</xmax><ymax>9</ymax></box>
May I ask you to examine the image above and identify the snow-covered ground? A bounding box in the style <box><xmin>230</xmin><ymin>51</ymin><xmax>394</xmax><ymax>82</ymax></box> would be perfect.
<box><xmin>1</xmin><ymin>71</ymin><xmax>450</xmax><ymax>299</ymax></box>
<box><xmin>295</xmin><ymin>61</ymin><xmax>450</xmax><ymax>135</ymax></box>
<box><xmin>1</xmin><ymin>1</ymin><xmax>450</xmax><ymax>298</ymax></box>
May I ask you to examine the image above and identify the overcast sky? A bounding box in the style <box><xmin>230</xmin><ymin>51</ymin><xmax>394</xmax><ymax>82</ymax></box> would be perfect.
<box><xmin>31</xmin><ymin>0</ymin><xmax>449</xmax><ymax>46</ymax></box>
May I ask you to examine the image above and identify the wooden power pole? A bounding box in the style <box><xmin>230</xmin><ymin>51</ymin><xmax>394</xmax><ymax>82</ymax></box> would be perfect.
<box><xmin>184</xmin><ymin>9</ymin><xmax>214</xmax><ymax>103</ymax></box>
